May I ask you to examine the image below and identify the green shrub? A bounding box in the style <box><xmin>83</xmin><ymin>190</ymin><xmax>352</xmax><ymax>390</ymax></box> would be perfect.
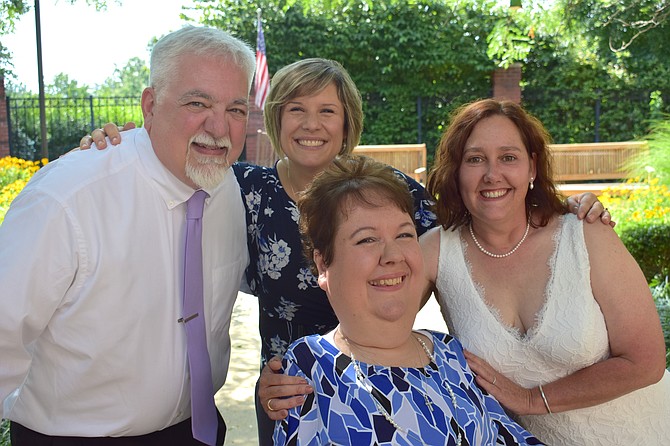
<box><xmin>619</xmin><ymin>224</ymin><xmax>670</xmax><ymax>282</ymax></box>
<box><xmin>0</xmin><ymin>419</ymin><xmax>9</xmax><ymax>446</ymax></box>
<box><xmin>651</xmin><ymin>276</ymin><xmax>670</xmax><ymax>368</ymax></box>
<box><xmin>626</xmin><ymin>117</ymin><xmax>670</xmax><ymax>186</ymax></box>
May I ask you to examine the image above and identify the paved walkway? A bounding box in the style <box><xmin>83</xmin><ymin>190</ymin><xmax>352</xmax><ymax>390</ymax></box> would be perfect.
<box><xmin>216</xmin><ymin>292</ymin><xmax>448</xmax><ymax>444</ymax></box>
<box><xmin>215</xmin><ymin>292</ymin><xmax>261</xmax><ymax>444</ymax></box>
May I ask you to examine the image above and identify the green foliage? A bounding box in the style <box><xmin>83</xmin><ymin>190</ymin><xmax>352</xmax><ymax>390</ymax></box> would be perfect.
<box><xmin>4</xmin><ymin>45</ymin><xmax>147</xmax><ymax>160</ymax></box>
<box><xmin>650</xmin><ymin>275</ymin><xmax>670</xmax><ymax>368</ymax></box>
<box><xmin>619</xmin><ymin>224</ymin><xmax>670</xmax><ymax>282</ymax></box>
<box><xmin>0</xmin><ymin>0</ymin><xmax>30</xmax><ymax>77</ymax></box>
<box><xmin>519</xmin><ymin>0</ymin><xmax>670</xmax><ymax>143</ymax></box>
<box><xmin>563</xmin><ymin>0</ymin><xmax>670</xmax><ymax>53</ymax></box>
<box><xmin>7</xmin><ymin>93</ymin><xmax>143</xmax><ymax>160</ymax></box>
<box><xmin>626</xmin><ymin>117</ymin><xmax>670</xmax><ymax>186</ymax></box>
<box><xmin>96</xmin><ymin>57</ymin><xmax>150</xmax><ymax>97</ymax></box>
<box><xmin>4</xmin><ymin>0</ymin><xmax>669</xmax><ymax>162</ymax></box>
<box><xmin>47</xmin><ymin>73</ymin><xmax>92</xmax><ymax>96</ymax></box>
<box><xmin>486</xmin><ymin>3</ymin><xmax>538</xmax><ymax>68</ymax></box>
<box><xmin>194</xmin><ymin>0</ymin><xmax>497</xmax><ymax>158</ymax></box>
<box><xmin>0</xmin><ymin>0</ymin><xmax>30</xmax><ymax>36</ymax></box>
<box><xmin>7</xmin><ymin>71</ymin><xmax>144</xmax><ymax>160</ymax></box>
<box><xmin>0</xmin><ymin>418</ymin><xmax>8</xmax><ymax>446</ymax></box>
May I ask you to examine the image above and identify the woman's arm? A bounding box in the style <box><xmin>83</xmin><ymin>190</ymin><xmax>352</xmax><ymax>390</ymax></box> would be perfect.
<box><xmin>443</xmin><ymin>336</ymin><xmax>544</xmax><ymax>445</ymax></box>
<box><xmin>419</xmin><ymin>228</ymin><xmax>440</xmax><ymax>311</ymax></box>
<box><xmin>79</xmin><ymin>122</ymin><xmax>135</xmax><ymax>149</ymax></box>
<box><xmin>544</xmin><ymin>221</ymin><xmax>666</xmax><ymax>410</ymax></box>
<box><xmin>467</xmin><ymin>222</ymin><xmax>666</xmax><ymax>415</ymax></box>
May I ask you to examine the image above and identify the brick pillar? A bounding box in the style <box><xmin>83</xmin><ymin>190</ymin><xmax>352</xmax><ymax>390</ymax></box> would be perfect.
<box><xmin>245</xmin><ymin>103</ymin><xmax>265</xmax><ymax>163</ymax></box>
<box><xmin>0</xmin><ymin>75</ymin><xmax>9</xmax><ymax>158</ymax></box>
<box><xmin>492</xmin><ymin>63</ymin><xmax>522</xmax><ymax>104</ymax></box>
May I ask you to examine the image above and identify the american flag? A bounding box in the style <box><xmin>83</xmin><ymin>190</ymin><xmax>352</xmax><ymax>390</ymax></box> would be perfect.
<box><xmin>254</xmin><ymin>11</ymin><xmax>270</xmax><ymax>110</ymax></box>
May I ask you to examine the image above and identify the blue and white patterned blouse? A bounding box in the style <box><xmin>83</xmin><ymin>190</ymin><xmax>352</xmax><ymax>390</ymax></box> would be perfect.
<box><xmin>273</xmin><ymin>330</ymin><xmax>545</xmax><ymax>446</ymax></box>
<box><xmin>232</xmin><ymin>162</ymin><xmax>436</xmax><ymax>367</ymax></box>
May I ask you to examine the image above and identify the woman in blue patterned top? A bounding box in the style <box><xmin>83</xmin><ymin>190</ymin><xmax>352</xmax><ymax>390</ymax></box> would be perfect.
<box><xmin>273</xmin><ymin>155</ymin><xmax>543</xmax><ymax>445</ymax></box>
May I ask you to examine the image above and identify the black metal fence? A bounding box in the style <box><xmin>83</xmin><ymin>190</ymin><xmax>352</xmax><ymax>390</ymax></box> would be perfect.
<box><xmin>6</xmin><ymin>95</ymin><xmax>142</xmax><ymax>160</ymax></box>
<box><xmin>6</xmin><ymin>89</ymin><xmax>667</xmax><ymax>162</ymax></box>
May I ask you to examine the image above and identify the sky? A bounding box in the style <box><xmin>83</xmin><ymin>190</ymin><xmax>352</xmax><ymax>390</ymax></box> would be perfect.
<box><xmin>3</xmin><ymin>0</ymin><xmax>203</xmax><ymax>92</ymax></box>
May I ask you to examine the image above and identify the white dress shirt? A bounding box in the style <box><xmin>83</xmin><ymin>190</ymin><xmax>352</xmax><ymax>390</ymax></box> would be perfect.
<box><xmin>0</xmin><ymin>128</ymin><xmax>249</xmax><ymax>436</ymax></box>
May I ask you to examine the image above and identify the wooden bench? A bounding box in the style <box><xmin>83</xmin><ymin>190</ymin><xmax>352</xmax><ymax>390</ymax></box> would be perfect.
<box><xmin>549</xmin><ymin>141</ymin><xmax>648</xmax><ymax>196</ymax></box>
<box><xmin>353</xmin><ymin>144</ymin><xmax>427</xmax><ymax>184</ymax></box>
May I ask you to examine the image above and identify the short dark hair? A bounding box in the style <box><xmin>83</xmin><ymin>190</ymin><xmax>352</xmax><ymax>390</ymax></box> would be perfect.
<box><xmin>298</xmin><ymin>156</ymin><xmax>414</xmax><ymax>274</ymax></box>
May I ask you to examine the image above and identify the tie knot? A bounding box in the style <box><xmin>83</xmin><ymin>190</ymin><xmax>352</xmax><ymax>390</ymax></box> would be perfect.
<box><xmin>186</xmin><ymin>190</ymin><xmax>209</xmax><ymax>220</ymax></box>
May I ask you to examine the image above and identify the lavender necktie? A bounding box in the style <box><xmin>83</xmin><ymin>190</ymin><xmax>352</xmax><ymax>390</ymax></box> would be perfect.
<box><xmin>182</xmin><ymin>190</ymin><xmax>218</xmax><ymax>445</ymax></box>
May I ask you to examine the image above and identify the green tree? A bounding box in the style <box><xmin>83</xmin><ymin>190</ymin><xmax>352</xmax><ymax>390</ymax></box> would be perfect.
<box><xmin>486</xmin><ymin>0</ymin><xmax>670</xmax><ymax>143</ymax></box>
<box><xmin>96</xmin><ymin>56</ymin><xmax>150</xmax><ymax>97</ymax></box>
<box><xmin>47</xmin><ymin>72</ymin><xmax>91</xmax><ymax>96</ymax></box>
<box><xmin>563</xmin><ymin>0</ymin><xmax>670</xmax><ymax>53</ymax></box>
<box><xmin>193</xmin><ymin>0</ymin><xmax>500</xmax><ymax>158</ymax></box>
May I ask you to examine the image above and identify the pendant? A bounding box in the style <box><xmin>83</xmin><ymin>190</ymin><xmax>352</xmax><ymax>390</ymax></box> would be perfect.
<box><xmin>424</xmin><ymin>393</ymin><xmax>434</xmax><ymax>412</ymax></box>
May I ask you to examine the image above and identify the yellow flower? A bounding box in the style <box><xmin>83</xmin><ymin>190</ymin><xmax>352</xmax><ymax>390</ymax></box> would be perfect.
<box><xmin>0</xmin><ymin>156</ymin><xmax>49</xmax><ymax>223</ymax></box>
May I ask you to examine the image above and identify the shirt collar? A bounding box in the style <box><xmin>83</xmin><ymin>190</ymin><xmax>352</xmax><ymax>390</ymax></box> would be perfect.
<box><xmin>134</xmin><ymin>128</ymin><xmax>199</xmax><ymax>210</ymax></box>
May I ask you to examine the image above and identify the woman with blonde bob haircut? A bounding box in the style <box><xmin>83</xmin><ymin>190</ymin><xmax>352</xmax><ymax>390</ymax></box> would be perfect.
<box><xmin>264</xmin><ymin>58</ymin><xmax>364</xmax><ymax>157</ymax></box>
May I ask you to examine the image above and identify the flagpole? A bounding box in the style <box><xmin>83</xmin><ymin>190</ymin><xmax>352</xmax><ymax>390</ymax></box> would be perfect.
<box><xmin>254</xmin><ymin>8</ymin><xmax>270</xmax><ymax>110</ymax></box>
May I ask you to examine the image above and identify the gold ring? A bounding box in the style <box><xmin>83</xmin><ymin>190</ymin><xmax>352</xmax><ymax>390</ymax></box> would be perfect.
<box><xmin>267</xmin><ymin>398</ymin><xmax>275</xmax><ymax>412</ymax></box>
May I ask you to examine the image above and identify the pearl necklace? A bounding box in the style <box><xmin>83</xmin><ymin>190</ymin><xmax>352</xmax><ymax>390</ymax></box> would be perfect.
<box><xmin>469</xmin><ymin>216</ymin><xmax>531</xmax><ymax>258</ymax></box>
<box><xmin>341</xmin><ymin>331</ymin><xmax>462</xmax><ymax>446</ymax></box>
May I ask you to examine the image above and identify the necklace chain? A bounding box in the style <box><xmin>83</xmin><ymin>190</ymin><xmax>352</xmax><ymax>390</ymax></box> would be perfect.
<box><xmin>341</xmin><ymin>330</ymin><xmax>462</xmax><ymax>446</ymax></box>
<box><xmin>469</xmin><ymin>216</ymin><xmax>531</xmax><ymax>258</ymax></box>
<box><xmin>284</xmin><ymin>157</ymin><xmax>298</xmax><ymax>198</ymax></box>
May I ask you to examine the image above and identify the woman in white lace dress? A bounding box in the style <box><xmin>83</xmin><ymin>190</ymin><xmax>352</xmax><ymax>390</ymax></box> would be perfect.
<box><xmin>420</xmin><ymin>99</ymin><xmax>670</xmax><ymax>445</ymax></box>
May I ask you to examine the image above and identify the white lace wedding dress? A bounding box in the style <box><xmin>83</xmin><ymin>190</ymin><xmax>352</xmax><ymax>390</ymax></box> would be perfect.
<box><xmin>435</xmin><ymin>213</ymin><xmax>670</xmax><ymax>445</ymax></box>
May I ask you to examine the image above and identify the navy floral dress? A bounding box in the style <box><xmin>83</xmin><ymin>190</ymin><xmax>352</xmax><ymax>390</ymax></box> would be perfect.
<box><xmin>273</xmin><ymin>330</ymin><xmax>545</xmax><ymax>445</ymax></box>
<box><xmin>232</xmin><ymin>162</ymin><xmax>436</xmax><ymax>368</ymax></box>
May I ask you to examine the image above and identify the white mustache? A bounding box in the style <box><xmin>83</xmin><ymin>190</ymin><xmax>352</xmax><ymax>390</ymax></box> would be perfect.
<box><xmin>190</xmin><ymin>134</ymin><xmax>232</xmax><ymax>150</ymax></box>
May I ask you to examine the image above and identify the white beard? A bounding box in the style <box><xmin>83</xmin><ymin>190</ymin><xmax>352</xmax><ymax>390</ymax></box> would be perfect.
<box><xmin>185</xmin><ymin>134</ymin><xmax>232</xmax><ymax>189</ymax></box>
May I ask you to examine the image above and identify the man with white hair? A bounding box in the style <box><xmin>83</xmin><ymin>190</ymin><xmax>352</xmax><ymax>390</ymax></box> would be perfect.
<box><xmin>0</xmin><ymin>25</ymin><xmax>255</xmax><ymax>445</ymax></box>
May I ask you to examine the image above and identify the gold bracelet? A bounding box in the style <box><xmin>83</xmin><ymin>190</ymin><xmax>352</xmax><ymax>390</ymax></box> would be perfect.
<box><xmin>538</xmin><ymin>384</ymin><xmax>552</xmax><ymax>414</ymax></box>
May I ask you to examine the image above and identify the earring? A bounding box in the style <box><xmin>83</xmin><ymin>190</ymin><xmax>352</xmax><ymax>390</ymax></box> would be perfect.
<box><xmin>529</xmin><ymin>178</ymin><xmax>534</xmax><ymax>190</ymax></box>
